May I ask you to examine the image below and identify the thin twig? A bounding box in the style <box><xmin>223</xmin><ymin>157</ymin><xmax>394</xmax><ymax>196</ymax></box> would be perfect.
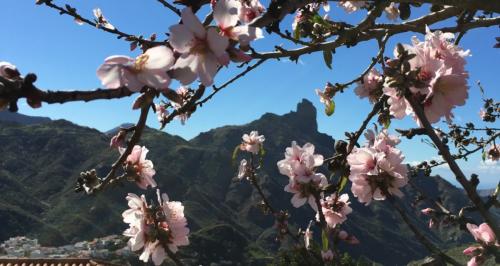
<box><xmin>156</xmin><ymin>0</ymin><xmax>181</xmax><ymax>16</ymax></box>
<box><xmin>405</xmin><ymin>93</ymin><xmax>500</xmax><ymax>239</ymax></box>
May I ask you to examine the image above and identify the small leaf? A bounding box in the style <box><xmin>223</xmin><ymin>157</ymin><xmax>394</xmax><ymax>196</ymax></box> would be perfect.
<box><xmin>323</xmin><ymin>49</ymin><xmax>333</xmax><ymax>69</ymax></box>
<box><xmin>232</xmin><ymin>145</ymin><xmax>240</xmax><ymax>165</ymax></box>
<box><xmin>383</xmin><ymin>118</ymin><xmax>391</xmax><ymax>129</ymax></box>
<box><xmin>325</xmin><ymin>99</ymin><xmax>335</xmax><ymax>116</ymax></box>
<box><xmin>293</xmin><ymin>25</ymin><xmax>301</xmax><ymax>40</ymax></box>
<box><xmin>482</xmin><ymin>151</ymin><xmax>486</xmax><ymax>161</ymax></box>
<box><xmin>321</xmin><ymin>229</ymin><xmax>329</xmax><ymax>251</ymax></box>
<box><xmin>338</xmin><ymin>176</ymin><xmax>348</xmax><ymax>192</ymax></box>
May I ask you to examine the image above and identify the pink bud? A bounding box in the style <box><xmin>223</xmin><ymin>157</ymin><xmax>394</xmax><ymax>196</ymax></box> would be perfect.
<box><xmin>463</xmin><ymin>246</ymin><xmax>481</xmax><ymax>256</ymax></box>
<box><xmin>421</xmin><ymin>208</ymin><xmax>434</xmax><ymax>215</ymax></box>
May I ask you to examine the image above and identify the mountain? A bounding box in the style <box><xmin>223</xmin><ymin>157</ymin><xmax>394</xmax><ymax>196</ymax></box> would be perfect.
<box><xmin>0</xmin><ymin>111</ymin><xmax>51</xmax><ymax>125</ymax></box>
<box><xmin>0</xmin><ymin>100</ymin><xmax>480</xmax><ymax>265</ymax></box>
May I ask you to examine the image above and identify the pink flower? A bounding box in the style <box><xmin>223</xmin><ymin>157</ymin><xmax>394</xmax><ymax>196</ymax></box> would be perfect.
<box><xmin>487</xmin><ymin>144</ymin><xmax>500</xmax><ymax>161</ymax></box>
<box><xmin>321</xmin><ymin>250</ymin><xmax>334</xmax><ymax>262</ymax></box>
<box><xmin>122</xmin><ymin>191</ymin><xmax>189</xmax><ymax>265</ymax></box>
<box><xmin>123</xmin><ymin>145</ymin><xmax>157</xmax><ymax>190</ymax></box>
<box><xmin>157</xmin><ymin>192</ymin><xmax>190</xmax><ymax>253</ymax></box>
<box><xmin>466</xmin><ymin>223</ymin><xmax>497</xmax><ymax>246</ymax></box>
<box><xmin>110</xmin><ymin>130</ymin><xmax>127</xmax><ymax>149</ymax></box>
<box><xmin>463</xmin><ymin>223</ymin><xmax>498</xmax><ymax>266</ymax></box>
<box><xmin>384</xmin><ymin>3</ymin><xmax>399</xmax><ymax>21</ymax></box>
<box><xmin>169</xmin><ymin>8</ymin><xmax>230</xmax><ymax>86</ymax></box>
<box><xmin>214</xmin><ymin>0</ymin><xmax>263</xmax><ymax>47</ymax></box>
<box><xmin>364</xmin><ymin>128</ymin><xmax>401</xmax><ymax>152</ymax></box>
<box><xmin>171</xmin><ymin>86</ymin><xmax>192</xmax><ymax>125</ymax></box>
<box><xmin>338</xmin><ymin>1</ymin><xmax>366</xmax><ymax>13</ymax></box>
<box><xmin>421</xmin><ymin>208</ymin><xmax>434</xmax><ymax>216</ymax></box>
<box><xmin>93</xmin><ymin>8</ymin><xmax>115</xmax><ymax>30</ymax></box>
<box><xmin>240</xmin><ymin>131</ymin><xmax>265</xmax><ymax>154</ymax></box>
<box><xmin>354</xmin><ymin>68</ymin><xmax>383</xmax><ymax>103</ymax></box>
<box><xmin>97</xmin><ymin>46</ymin><xmax>175</xmax><ymax>91</ymax></box>
<box><xmin>277</xmin><ymin>141</ymin><xmax>324</xmax><ymax>179</ymax></box>
<box><xmin>155</xmin><ymin>104</ymin><xmax>169</xmax><ymax>123</ymax></box>
<box><xmin>347</xmin><ymin>146</ymin><xmax>408</xmax><ymax>205</ymax></box>
<box><xmin>238</xmin><ymin>0</ymin><xmax>265</xmax><ymax>23</ymax></box>
<box><xmin>383</xmin><ymin>28</ymin><xmax>469</xmax><ymax>126</ymax></box>
<box><xmin>0</xmin><ymin>61</ymin><xmax>21</xmax><ymax>80</ymax></box>
<box><xmin>284</xmin><ymin>173</ymin><xmax>327</xmax><ymax>211</ymax></box>
<box><xmin>278</xmin><ymin>142</ymin><xmax>328</xmax><ymax>211</ymax></box>
<box><xmin>319</xmin><ymin>193</ymin><xmax>352</xmax><ymax>228</ymax></box>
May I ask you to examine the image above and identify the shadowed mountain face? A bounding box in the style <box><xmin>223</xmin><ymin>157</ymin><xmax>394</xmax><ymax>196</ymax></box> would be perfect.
<box><xmin>0</xmin><ymin>100</ymin><xmax>477</xmax><ymax>265</ymax></box>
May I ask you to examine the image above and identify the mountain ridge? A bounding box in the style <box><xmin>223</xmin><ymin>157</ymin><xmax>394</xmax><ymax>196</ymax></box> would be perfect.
<box><xmin>0</xmin><ymin>99</ymin><xmax>480</xmax><ymax>265</ymax></box>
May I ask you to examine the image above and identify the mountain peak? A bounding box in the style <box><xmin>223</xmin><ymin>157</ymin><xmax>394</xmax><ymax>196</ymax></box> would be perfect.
<box><xmin>284</xmin><ymin>98</ymin><xmax>317</xmax><ymax>132</ymax></box>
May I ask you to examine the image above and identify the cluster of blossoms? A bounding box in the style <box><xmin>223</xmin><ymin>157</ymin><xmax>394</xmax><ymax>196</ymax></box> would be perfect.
<box><xmin>385</xmin><ymin>28</ymin><xmax>470</xmax><ymax>126</ymax></box>
<box><xmin>277</xmin><ymin>142</ymin><xmax>327</xmax><ymax>211</ymax></box>
<box><xmin>235</xmin><ymin>131</ymin><xmax>265</xmax><ymax>180</ymax></box>
<box><xmin>338</xmin><ymin>1</ymin><xmax>399</xmax><ymax>20</ymax></box>
<box><xmin>347</xmin><ymin>128</ymin><xmax>408</xmax><ymax>205</ymax></box>
<box><xmin>463</xmin><ymin>223</ymin><xmax>498</xmax><ymax>266</ymax></box>
<box><xmin>350</xmin><ymin>28</ymin><xmax>470</xmax><ymax>127</ymax></box>
<box><xmin>97</xmin><ymin>0</ymin><xmax>263</xmax><ymax>90</ymax></box>
<box><xmin>122</xmin><ymin>191</ymin><xmax>189</xmax><ymax>265</ymax></box>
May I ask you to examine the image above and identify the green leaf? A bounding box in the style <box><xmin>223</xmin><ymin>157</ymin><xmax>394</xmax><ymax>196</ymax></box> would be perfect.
<box><xmin>293</xmin><ymin>25</ymin><xmax>301</xmax><ymax>40</ymax></box>
<box><xmin>232</xmin><ymin>145</ymin><xmax>240</xmax><ymax>165</ymax></box>
<box><xmin>383</xmin><ymin>118</ymin><xmax>391</xmax><ymax>129</ymax></box>
<box><xmin>338</xmin><ymin>175</ymin><xmax>348</xmax><ymax>192</ymax></box>
<box><xmin>322</xmin><ymin>229</ymin><xmax>329</xmax><ymax>251</ymax></box>
<box><xmin>259</xmin><ymin>145</ymin><xmax>266</xmax><ymax>167</ymax></box>
<box><xmin>325</xmin><ymin>99</ymin><xmax>335</xmax><ymax>116</ymax></box>
<box><xmin>482</xmin><ymin>151</ymin><xmax>486</xmax><ymax>161</ymax></box>
<box><xmin>323</xmin><ymin>49</ymin><xmax>333</xmax><ymax>69</ymax></box>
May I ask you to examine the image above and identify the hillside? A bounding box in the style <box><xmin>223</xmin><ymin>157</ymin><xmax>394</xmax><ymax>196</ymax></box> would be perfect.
<box><xmin>0</xmin><ymin>100</ymin><xmax>480</xmax><ymax>265</ymax></box>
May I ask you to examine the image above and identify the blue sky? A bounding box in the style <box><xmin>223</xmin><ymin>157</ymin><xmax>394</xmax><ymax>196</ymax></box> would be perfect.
<box><xmin>1</xmin><ymin>1</ymin><xmax>499</xmax><ymax>188</ymax></box>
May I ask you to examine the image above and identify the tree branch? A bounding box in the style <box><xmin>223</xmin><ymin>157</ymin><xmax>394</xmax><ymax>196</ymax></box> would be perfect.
<box><xmin>405</xmin><ymin>93</ymin><xmax>500</xmax><ymax>240</ymax></box>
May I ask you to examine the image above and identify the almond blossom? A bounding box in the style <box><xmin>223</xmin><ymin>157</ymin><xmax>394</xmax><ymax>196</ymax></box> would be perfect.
<box><xmin>463</xmin><ymin>223</ymin><xmax>499</xmax><ymax>266</ymax></box>
<box><xmin>338</xmin><ymin>1</ymin><xmax>366</xmax><ymax>13</ymax></box>
<box><xmin>238</xmin><ymin>0</ymin><xmax>265</xmax><ymax>23</ymax></box>
<box><xmin>354</xmin><ymin>68</ymin><xmax>383</xmax><ymax>103</ymax></box>
<box><xmin>278</xmin><ymin>142</ymin><xmax>327</xmax><ymax>211</ymax></box>
<box><xmin>384</xmin><ymin>3</ymin><xmax>400</xmax><ymax>21</ymax></box>
<box><xmin>122</xmin><ymin>191</ymin><xmax>189</xmax><ymax>265</ymax></box>
<box><xmin>240</xmin><ymin>130</ymin><xmax>265</xmax><ymax>154</ymax></box>
<box><xmin>214</xmin><ymin>0</ymin><xmax>263</xmax><ymax>47</ymax></box>
<box><xmin>169</xmin><ymin>8</ymin><xmax>230</xmax><ymax>86</ymax></box>
<box><xmin>318</xmin><ymin>193</ymin><xmax>352</xmax><ymax>228</ymax></box>
<box><xmin>0</xmin><ymin>61</ymin><xmax>20</xmax><ymax>80</ymax></box>
<box><xmin>93</xmin><ymin>8</ymin><xmax>115</xmax><ymax>30</ymax></box>
<box><xmin>155</xmin><ymin>103</ymin><xmax>169</xmax><ymax>123</ymax></box>
<box><xmin>347</xmin><ymin>130</ymin><xmax>407</xmax><ymax>205</ymax></box>
<box><xmin>97</xmin><ymin>46</ymin><xmax>174</xmax><ymax>91</ymax></box>
<box><xmin>123</xmin><ymin>145</ymin><xmax>157</xmax><ymax>190</ymax></box>
<box><xmin>383</xmin><ymin>28</ymin><xmax>469</xmax><ymax>126</ymax></box>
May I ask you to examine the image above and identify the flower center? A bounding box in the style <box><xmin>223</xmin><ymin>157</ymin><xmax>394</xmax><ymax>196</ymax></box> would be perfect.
<box><xmin>134</xmin><ymin>53</ymin><xmax>150</xmax><ymax>71</ymax></box>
